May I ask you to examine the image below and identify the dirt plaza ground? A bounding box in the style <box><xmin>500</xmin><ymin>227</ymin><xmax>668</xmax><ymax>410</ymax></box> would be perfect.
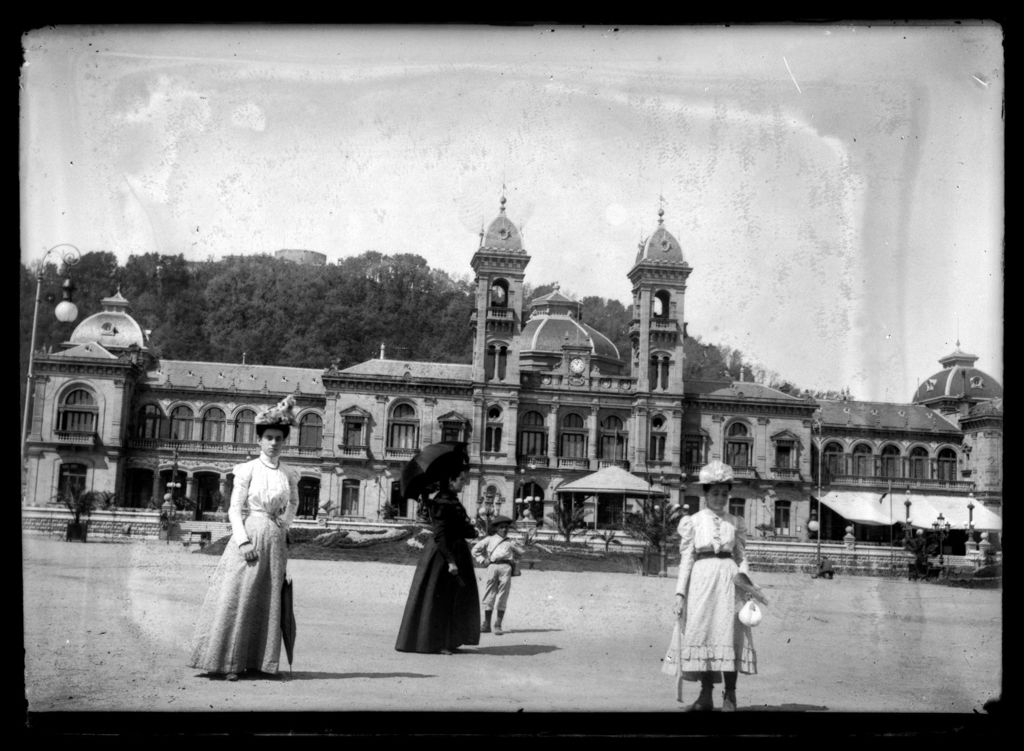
<box><xmin>21</xmin><ymin>534</ymin><xmax>1002</xmax><ymax>732</ymax></box>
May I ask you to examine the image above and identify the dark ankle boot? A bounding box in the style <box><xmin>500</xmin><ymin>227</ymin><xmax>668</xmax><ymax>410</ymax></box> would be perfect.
<box><xmin>722</xmin><ymin>690</ymin><xmax>737</xmax><ymax>712</ymax></box>
<box><xmin>690</xmin><ymin>680</ymin><xmax>714</xmax><ymax>711</ymax></box>
<box><xmin>493</xmin><ymin>610</ymin><xmax>505</xmax><ymax>635</ymax></box>
<box><xmin>481</xmin><ymin>609</ymin><xmax>492</xmax><ymax>633</ymax></box>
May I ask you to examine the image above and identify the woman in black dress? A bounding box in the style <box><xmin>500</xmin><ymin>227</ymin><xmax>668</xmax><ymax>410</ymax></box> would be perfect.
<box><xmin>395</xmin><ymin>464</ymin><xmax>481</xmax><ymax>654</ymax></box>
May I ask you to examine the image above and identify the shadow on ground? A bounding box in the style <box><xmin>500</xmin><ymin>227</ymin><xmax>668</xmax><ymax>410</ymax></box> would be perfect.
<box><xmin>467</xmin><ymin>644</ymin><xmax>561</xmax><ymax>656</ymax></box>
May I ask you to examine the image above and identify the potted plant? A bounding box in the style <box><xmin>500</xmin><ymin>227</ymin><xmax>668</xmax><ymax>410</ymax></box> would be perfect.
<box><xmin>622</xmin><ymin>498</ymin><xmax>682</xmax><ymax>576</ymax></box>
<box><xmin>56</xmin><ymin>487</ymin><xmax>100</xmax><ymax>542</ymax></box>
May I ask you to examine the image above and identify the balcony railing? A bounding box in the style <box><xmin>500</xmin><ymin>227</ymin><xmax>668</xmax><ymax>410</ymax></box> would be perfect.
<box><xmin>54</xmin><ymin>430</ymin><xmax>98</xmax><ymax>445</ymax></box>
<box><xmin>682</xmin><ymin>463</ymin><xmax>702</xmax><ymax>477</ymax></box>
<box><xmin>519</xmin><ymin>455</ymin><xmax>550</xmax><ymax>469</ymax></box>
<box><xmin>125</xmin><ymin>437</ymin><xmax>321</xmax><ymax>458</ymax></box>
<box><xmin>827</xmin><ymin>473</ymin><xmax>974</xmax><ymax>491</ymax></box>
<box><xmin>771</xmin><ymin>467</ymin><xmax>802</xmax><ymax>481</ymax></box>
<box><xmin>486</xmin><ymin>307</ymin><xmax>514</xmax><ymax>320</ymax></box>
<box><xmin>556</xmin><ymin>457</ymin><xmax>590</xmax><ymax>470</ymax></box>
<box><xmin>597</xmin><ymin>459</ymin><xmax>630</xmax><ymax>470</ymax></box>
<box><xmin>731</xmin><ymin>465</ymin><xmax>759</xmax><ymax>480</ymax></box>
<box><xmin>338</xmin><ymin>444</ymin><xmax>368</xmax><ymax>458</ymax></box>
<box><xmin>385</xmin><ymin>447</ymin><xmax>418</xmax><ymax>460</ymax></box>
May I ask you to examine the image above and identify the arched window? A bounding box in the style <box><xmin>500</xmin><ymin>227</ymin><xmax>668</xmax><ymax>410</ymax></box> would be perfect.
<box><xmin>600</xmin><ymin>415</ymin><xmax>626</xmax><ymax>461</ymax></box>
<box><xmin>490</xmin><ymin>279</ymin><xmax>509</xmax><ymax>308</ymax></box>
<box><xmin>486</xmin><ymin>343</ymin><xmax>508</xmax><ymax>381</ymax></box>
<box><xmin>168</xmin><ymin>405</ymin><xmax>194</xmax><ymax>441</ymax></box>
<box><xmin>201</xmin><ymin>407</ymin><xmax>225</xmax><ymax>443</ymax></box>
<box><xmin>560</xmin><ymin>413</ymin><xmax>587</xmax><ymax>459</ymax></box>
<box><xmin>937</xmin><ymin>447</ymin><xmax>957</xmax><ymax>482</ymax></box>
<box><xmin>298</xmin><ymin>413</ymin><xmax>323</xmax><ymax>449</ymax></box>
<box><xmin>726</xmin><ymin>422</ymin><xmax>752</xmax><ymax>468</ymax></box>
<box><xmin>387</xmin><ymin>403</ymin><xmax>419</xmax><ymax>450</ymax></box>
<box><xmin>649</xmin><ymin>415</ymin><xmax>667</xmax><ymax>461</ymax></box>
<box><xmin>137</xmin><ymin>404</ymin><xmax>167</xmax><ymax>439</ymax></box>
<box><xmin>880</xmin><ymin>444</ymin><xmax>901</xmax><ymax>478</ymax></box>
<box><xmin>57</xmin><ymin>463</ymin><xmax>88</xmax><ymax>500</ymax></box>
<box><xmin>59</xmin><ymin>389</ymin><xmax>97</xmax><ymax>433</ymax></box>
<box><xmin>518</xmin><ymin>410</ymin><xmax>547</xmax><ymax>458</ymax></box>
<box><xmin>909</xmin><ymin>446</ymin><xmax>929</xmax><ymax>480</ymax></box>
<box><xmin>653</xmin><ymin>290</ymin><xmax>670</xmax><ymax>319</ymax></box>
<box><xmin>823</xmin><ymin>441</ymin><xmax>844</xmax><ymax>481</ymax></box>
<box><xmin>485</xmin><ymin>406</ymin><xmax>503</xmax><ymax>452</ymax></box>
<box><xmin>234</xmin><ymin>409</ymin><xmax>256</xmax><ymax>445</ymax></box>
<box><xmin>852</xmin><ymin>443</ymin><xmax>873</xmax><ymax>477</ymax></box>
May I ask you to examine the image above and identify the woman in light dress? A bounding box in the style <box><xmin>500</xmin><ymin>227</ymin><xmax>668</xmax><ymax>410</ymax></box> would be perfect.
<box><xmin>189</xmin><ymin>396</ymin><xmax>300</xmax><ymax>680</ymax></box>
<box><xmin>662</xmin><ymin>460</ymin><xmax>757</xmax><ymax>711</ymax></box>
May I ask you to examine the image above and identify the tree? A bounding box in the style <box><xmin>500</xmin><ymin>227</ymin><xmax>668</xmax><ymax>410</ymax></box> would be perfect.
<box><xmin>588</xmin><ymin>528</ymin><xmax>623</xmax><ymax>554</ymax></box>
<box><xmin>546</xmin><ymin>500</ymin><xmax>588</xmax><ymax>543</ymax></box>
<box><xmin>622</xmin><ymin>497</ymin><xmax>682</xmax><ymax>554</ymax></box>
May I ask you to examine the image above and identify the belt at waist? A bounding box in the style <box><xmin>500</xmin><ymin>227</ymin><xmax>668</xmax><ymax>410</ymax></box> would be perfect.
<box><xmin>249</xmin><ymin>509</ymin><xmax>282</xmax><ymax>525</ymax></box>
<box><xmin>490</xmin><ymin>560</ymin><xmax>514</xmax><ymax>565</ymax></box>
<box><xmin>694</xmin><ymin>551</ymin><xmax>734</xmax><ymax>561</ymax></box>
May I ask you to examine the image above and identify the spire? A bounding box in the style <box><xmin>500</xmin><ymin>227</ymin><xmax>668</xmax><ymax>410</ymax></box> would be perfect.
<box><xmin>658</xmin><ymin>194</ymin><xmax>666</xmax><ymax>226</ymax></box>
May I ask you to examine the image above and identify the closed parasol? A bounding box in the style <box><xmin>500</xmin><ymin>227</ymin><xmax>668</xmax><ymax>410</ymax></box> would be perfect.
<box><xmin>281</xmin><ymin>576</ymin><xmax>296</xmax><ymax>672</ymax></box>
<box><xmin>400</xmin><ymin>441</ymin><xmax>470</xmax><ymax>500</ymax></box>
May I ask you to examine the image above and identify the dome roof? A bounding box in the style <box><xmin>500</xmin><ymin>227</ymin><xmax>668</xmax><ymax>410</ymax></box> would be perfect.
<box><xmin>479</xmin><ymin>196</ymin><xmax>525</xmax><ymax>253</ymax></box>
<box><xmin>636</xmin><ymin>208</ymin><xmax>685</xmax><ymax>265</ymax></box>
<box><xmin>521</xmin><ymin>285</ymin><xmax>621</xmax><ymax>361</ymax></box>
<box><xmin>68</xmin><ymin>290</ymin><xmax>148</xmax><ymax>350</ymax></box>
<box><xmin>912</xmin><ymin>346</ymin><xmax>1002</xmax><ymax>403</ymax></box>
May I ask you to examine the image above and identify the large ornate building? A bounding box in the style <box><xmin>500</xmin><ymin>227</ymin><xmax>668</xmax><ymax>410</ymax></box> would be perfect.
<box><xmin>22</xmin><ymin>198</ymin><xmax>1002</xmax><ymax>550</ymax></box>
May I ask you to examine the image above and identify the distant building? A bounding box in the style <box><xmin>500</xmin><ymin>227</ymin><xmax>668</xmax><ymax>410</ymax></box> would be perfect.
<box><xmin>22</xmin><ymin>197</ymin><xmax>1001</xmax><ymax>551</ymax></box>
<box><xmin>274</xmin><ymin>249</ymin><xmax>327</xmax><ymax>266</ymax></box>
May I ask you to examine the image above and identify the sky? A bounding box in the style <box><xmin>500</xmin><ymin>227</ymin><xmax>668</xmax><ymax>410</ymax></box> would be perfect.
<box><xmin>20</xmin><ymin>23</ymin><xmax>1004</xmax><ymax>403</ymax></box>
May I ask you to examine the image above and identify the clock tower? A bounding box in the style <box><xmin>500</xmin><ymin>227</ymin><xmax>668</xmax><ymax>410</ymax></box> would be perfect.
<box><xmin>469</xmin><ymin>193</ymin><xmax>531</xmax><ymax>468</ymax></box>
<box><xmin>628</xmin><ymin>205</ymin><xmax>692</xmax><ymax>472</ymax></box>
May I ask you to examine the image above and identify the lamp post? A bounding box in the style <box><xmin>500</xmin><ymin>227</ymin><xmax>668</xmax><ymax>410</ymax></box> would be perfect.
<box><xmin>932</xmin><ymin>512</ymin><xmax>951</xmax><ymax>568</ymax></box>
<box><xmin>966</xmin><ymin>493</ymin><xmax>977</xmax><ymax>552</ymax></box>
<box><xmin>21</xmin><ymin>244</ymin><xmax>82</xmax><ymax>470</ymax></box>
<box><xmin>904</xmin><ymin>489</ymin><xmax>912</xmax><ymax>539</ymax></box>
<box><xmin>811</xmin><ymin>411</ymin><xmax>823</xmax><ymax>565</ymax></box>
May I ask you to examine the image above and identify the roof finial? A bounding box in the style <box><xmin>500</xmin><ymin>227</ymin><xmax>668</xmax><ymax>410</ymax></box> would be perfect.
<box><xmin>553</xmin><ymin>282</ymin><xmax>560</xmax><ymax>292</ymax></box>
<box><xmin>956</xmin><ymin>314</ymin><xmax>960</xmax><ymax>349</ymax></box>
<box><xmin>380</xmin><ymin>342</ymin><xmax>386</xmax><ymax>360</ymax></box>
<box><xmin>658</xmin><ymin>194</ymin><xmax>666</xmax><ymax>225</ymax></box>
<box><xmin>479</xmin><ymin>220</ymin><xmax>485</xmax><ymax>246</ymax></box>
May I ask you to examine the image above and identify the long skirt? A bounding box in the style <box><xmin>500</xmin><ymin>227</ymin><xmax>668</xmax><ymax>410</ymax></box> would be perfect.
<box><xmin>188</xmin><ymin>514</ymin><xmax>287</xmax><ymax>675</ymax></box>
<box><xmin>395</xmin><ymin>537</ymin><xmax>480</xmax><ymax>653</ymax></box>
<box><xmin>662</xmin><ymin>557</ymin><xmax>757</xmax><ymax>683</ymax></box>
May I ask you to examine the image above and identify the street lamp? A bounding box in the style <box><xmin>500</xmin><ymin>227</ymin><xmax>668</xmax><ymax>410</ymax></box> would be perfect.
<box><xmin>932</xmin><ymin>512</ymin><xmax>951</xmax><ymax>568</ymax></box>
<box><xmin>21</xmin><ymin>244</ymin><xmax>82</xmax><ymax>468</ymax></box>
<box><xmin>904</xmin><ymin>489</ymin><xmax>913</xmax><ymax>539</ymax></box>
<box><xmin>812</xmin><ymin>411</ymin><xmax>823</xmax><ymax>565</ymax></box>
<box><xmin>966</xmin><ymin>493</ymin><xmax>976</xmax><ymax>551</ymax></box>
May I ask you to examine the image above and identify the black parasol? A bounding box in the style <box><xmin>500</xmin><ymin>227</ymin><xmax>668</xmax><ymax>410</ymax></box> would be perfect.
<box><xmin>281</xmin><ymin>576</ymin><xmax>296</xmax><ymax>672</ymax></box>
<box><xmin>400</xmin><ymin>441</ymin><xmax>469</xmax><ymax>500</ymax></box>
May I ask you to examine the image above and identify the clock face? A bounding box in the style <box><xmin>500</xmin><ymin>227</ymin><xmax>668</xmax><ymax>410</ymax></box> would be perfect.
<box><xmin>569</xmin><ymin>357</ymin><xmax>586</xmax><ymax>374</ymax></box>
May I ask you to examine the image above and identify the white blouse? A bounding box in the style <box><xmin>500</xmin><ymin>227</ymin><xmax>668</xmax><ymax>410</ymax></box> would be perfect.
<box><xmin>674</xmin><ymin>508</ymin><xmax>750</xmax><ymax>596</ymax></box>
<box><xmin>228</xmin><ymin>458</ymin><xmax>300</xmax><ymax>546</ymax></box>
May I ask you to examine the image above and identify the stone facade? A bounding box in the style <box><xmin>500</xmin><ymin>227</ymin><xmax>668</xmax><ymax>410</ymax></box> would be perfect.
<box><xmin>21</xmin><ymin>199</ymin><xmax>1001</xmax><ymax>552</ymax></box>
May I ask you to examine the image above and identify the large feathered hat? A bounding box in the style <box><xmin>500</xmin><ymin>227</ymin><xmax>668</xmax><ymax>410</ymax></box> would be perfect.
<box><xmin>698</xmin><ymin>460</ymin><xmax>734</xmax><ymax>485</ymax></box>
<box><xmin>255</xmin><ymin>395</ymin><xmax>298</xmax><ymax>427</ymax></box>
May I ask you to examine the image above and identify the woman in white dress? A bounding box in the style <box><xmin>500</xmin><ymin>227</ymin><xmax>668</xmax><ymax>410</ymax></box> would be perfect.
<box><xmin>189</xmin><ymin>396</ymin><xmax>300</xmax><ymax>680</ymax></box>
<box><xmin>662</xmin><ymin>460</ymin><xmax>757</xmax><ymax>711</ymax></box>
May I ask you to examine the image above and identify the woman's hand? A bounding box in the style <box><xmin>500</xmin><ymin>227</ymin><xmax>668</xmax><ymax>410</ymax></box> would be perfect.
<box><xmin>673</xmin><ymin>593</ymin><xmax>686</xmax><ymax>616</ymax></box>
<box><xmin>448</xmin><ymin>562</ymin><xmax>459</xmax><ymax>576</ymax></box>
<box><xmin>239</xmin><ymin>541</ymin><xmax>258</xmax><ymax>563</ymax></box>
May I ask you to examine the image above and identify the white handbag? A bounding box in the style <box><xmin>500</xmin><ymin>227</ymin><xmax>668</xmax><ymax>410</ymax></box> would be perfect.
<box><xmin>738</xmin><ymin>598</ymin><xmax>763</xmax><ymax>627</ymax></box>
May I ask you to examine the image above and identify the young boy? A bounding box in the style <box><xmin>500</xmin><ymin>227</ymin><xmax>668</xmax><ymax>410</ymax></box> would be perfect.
<box><xmin>471</xmin><ymin>515</ymin><xmax>524</xmax><ymax>635</ymax></box>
